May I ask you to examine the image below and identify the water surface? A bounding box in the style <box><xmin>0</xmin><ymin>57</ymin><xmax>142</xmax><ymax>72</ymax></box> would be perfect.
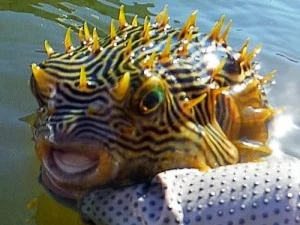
<box><xmin>0</xmin><ymin>1</ymin><xmax>299</xmax><ymax>225</ymax></box>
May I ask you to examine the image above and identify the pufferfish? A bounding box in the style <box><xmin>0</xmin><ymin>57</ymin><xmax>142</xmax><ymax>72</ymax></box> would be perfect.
<box><xmin>29</xmin><ymin>5</ymin><xmax>278</xmax><ymax>208</ymax></box>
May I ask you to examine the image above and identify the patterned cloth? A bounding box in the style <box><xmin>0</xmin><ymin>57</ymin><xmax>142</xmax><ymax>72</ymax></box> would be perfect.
<box><xmin>81</xmin><ymin>155</ymin><xmax>300</xmax><ymax>225</ymax></box>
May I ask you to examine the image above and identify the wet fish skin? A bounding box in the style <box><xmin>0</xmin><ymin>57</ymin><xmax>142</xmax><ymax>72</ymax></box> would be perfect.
<box><xmin>80</xmin><ymin>155</ymin><xmax>300</xmax><ymax>225</ymax></box>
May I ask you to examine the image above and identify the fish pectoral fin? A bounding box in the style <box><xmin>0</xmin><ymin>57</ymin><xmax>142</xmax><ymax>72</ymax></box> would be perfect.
<box><xmin>234</xmin><ymin>140</ymin><xmax>272</xmax><ymax>163</ymax></box>
<box><xmin>239</xmin><ymin>106</ymin><xmax>275</xmax><ymax>142</ymax></box>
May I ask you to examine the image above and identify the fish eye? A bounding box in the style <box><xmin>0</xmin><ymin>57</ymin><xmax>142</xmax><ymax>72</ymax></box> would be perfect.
<box><xmin>139</xmin><ymin>89</ymin><xmax>164</xmax><ymax>114</ymax></box>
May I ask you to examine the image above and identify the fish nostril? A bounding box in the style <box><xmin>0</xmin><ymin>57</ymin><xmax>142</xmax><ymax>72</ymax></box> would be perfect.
<box><xmin>57</xmin><ymin>122</ymin><xmax>64</xmax><ymax>131</ymax></box>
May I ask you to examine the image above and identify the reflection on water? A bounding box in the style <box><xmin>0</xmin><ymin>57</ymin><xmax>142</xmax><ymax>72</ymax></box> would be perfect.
<box><xmin>27</xmin><ymin>194</ymin><xmax>84</xmax><ymax>225</ymax></box>
<box><xmin>272</xmin><ymin>113</ymin><xmax>299</xmax><ymax>139</ymax></box>
<box><xmin>0</xmin><ymin>0</ymin><xmax>300</xmax><ymax>225</ymax></box>
<box><xmin>0</xmin><ymin>0</ymin><xmax>154</xmax><ymax>35</ymax></box>
<box><xmin>269</xmin><ymin>113</ymin><xmax>300</xmax><ymax>158</ymax></box>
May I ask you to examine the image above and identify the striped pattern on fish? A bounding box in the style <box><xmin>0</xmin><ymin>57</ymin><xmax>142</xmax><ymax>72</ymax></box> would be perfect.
<box><xmin>29</xmin><ymin>5</ymin><xmax>277</xmax><ymax>201</ymax></box>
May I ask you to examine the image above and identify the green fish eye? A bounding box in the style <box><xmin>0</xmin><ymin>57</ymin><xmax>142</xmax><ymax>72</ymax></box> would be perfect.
<box><xmin>140</xmin><ymin>89</ymin><xmax>164</xmax><ymax>114</ymax></box>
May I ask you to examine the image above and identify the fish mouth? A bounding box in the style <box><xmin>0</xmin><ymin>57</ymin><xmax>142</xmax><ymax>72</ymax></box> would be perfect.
<box><xmin>35</xmin><ymin>139</ymin><xmax>119</xmax><ymax>200</ymax></box>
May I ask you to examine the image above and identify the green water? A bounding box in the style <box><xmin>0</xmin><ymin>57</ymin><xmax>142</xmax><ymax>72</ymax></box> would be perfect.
<box><xmin>0</xmin><ymin>1</ymin><xmax>299</xmax><ymax>225</ymax></box>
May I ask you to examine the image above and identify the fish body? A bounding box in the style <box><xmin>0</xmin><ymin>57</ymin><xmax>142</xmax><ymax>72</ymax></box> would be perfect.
<box><xmin>28</xmin><ymin>5</ymin><xmax>300</xmax><ymax>225</ymax></box>
<box><xmin>81</xmin><ymin>155</ymin><xmax>300</xmax><ymax>225</ymax></box>
<box><xmin>30</xmin><ymin>6</ymin><xmax>276</xmax><ymax>200</ymax></box>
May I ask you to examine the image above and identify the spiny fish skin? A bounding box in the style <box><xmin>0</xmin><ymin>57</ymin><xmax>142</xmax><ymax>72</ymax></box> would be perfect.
<box><xmin>81</xmin><ymin>155</ymin><xmax>300</xmax><ymax>225</ymax></box>
<box><xmin>30</xmin><ymin>6</ymin><xmax>275</xmax><ymax>200</ymax></box>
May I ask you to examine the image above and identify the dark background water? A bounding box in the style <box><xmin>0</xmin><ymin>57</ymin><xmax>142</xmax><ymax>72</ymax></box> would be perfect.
<box><xmin>0</xmin><ymin>0</ymin><xmax>300</xmax><ymax>225</ymax></box>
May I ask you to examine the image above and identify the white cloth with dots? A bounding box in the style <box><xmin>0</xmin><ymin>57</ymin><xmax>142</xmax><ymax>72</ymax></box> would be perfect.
<box><xmin>81</xmin><ymin>155</ymin><xmax>300</xmax><ymax>225</ymax></box>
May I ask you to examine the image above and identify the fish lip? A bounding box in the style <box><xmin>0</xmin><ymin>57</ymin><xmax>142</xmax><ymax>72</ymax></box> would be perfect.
<box><xmin>39</xmin><ymin>146</ymin><xmax>101</xmax><ymax>200</ymax></box>
<box><xmin>40</xmin><ymin>167</ymin><xmax>85</xmax><ymax>201</ymax></box>
<box><xmin>43</xmin><ymin>148</ymin><xmax>100</xmax><ymax>186</ymax></box>
<box><xmin>35</xmin><ymin>139</ymin><xmax>120</xmax><ymax>199</ymax></box>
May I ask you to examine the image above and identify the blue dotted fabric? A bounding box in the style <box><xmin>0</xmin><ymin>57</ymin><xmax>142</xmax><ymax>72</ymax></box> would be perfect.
<box><xmin>81</xmin><ymin>155</ymin><xmax>300</xmax><ymax>225</ymax></box>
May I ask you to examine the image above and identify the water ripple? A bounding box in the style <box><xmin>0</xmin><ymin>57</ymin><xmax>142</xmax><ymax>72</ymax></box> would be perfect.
<box><xmin>276</xmin><ymin>52</ymin><xmax>299</xmax><ymax>63</ymax></box>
